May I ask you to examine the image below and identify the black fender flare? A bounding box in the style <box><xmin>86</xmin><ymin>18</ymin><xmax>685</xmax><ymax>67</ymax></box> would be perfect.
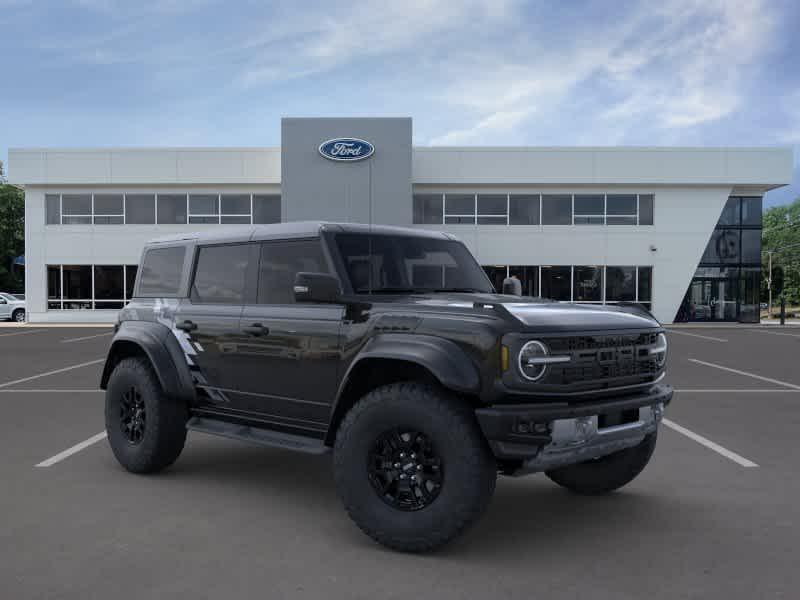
<box><xmin>329</xmin><ymin>333</ymin><xmax>481</xmax><ymax>432</ymax></box>
<box><xmin>100</xmin><ymin>321</ymin><xmax>195</xmax><ymax>403</ymax></box>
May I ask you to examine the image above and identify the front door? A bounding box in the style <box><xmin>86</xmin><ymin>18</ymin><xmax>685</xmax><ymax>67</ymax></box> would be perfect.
<box><xmin>684</xmin><ymin>277</ymin><xmax>738</xmax><ymax>321</ymax></box>
<box><xmin>231</xmin><ymin>239</ymin><xmax>343</xmax><ymax>434</ymax></box>
<box><xmin>0</xmin><ymin>296</ymin><xmax>10</xmax><ymax>319</ymax></box>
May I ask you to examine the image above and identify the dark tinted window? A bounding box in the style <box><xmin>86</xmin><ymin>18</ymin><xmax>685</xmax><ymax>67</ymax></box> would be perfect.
<box><xmin>413</xmin><ymin>194</ymin><xmax>443</xmax><ymax>224</ymax></box>
<box><xmin>221</xmin><ymin>194</ymin><xmax>250</xmax><ymax>215</ymax></box>
<box><xmin>62</xmin><ymin>194</ymin><xmax>92</xmax><ymax>224</ymax></box>
<box><xmin>740</xmin><ymin>229</ymin><xmax>761</xmax><ymax>263</ymax></box>
<box><xmin>258</xmin><ymin>240</ymin><xmax>327</xmax><ymax>304</ymax></box>
<box><xmin>509</xmin><ymin>195</ymin><xmax>539</xmax><ymax>225</ymax></box>
<box><xmin>445</xmin><ymin>194</ymin><xmax>475</xmax><ymax>224</ymax></box>
<box><xmin>126</xmin><ymin>194</ymin><xmax>156</xmax><ymax>224</ymax></box>
<box><xmin>606</xmin><ymin>195</ymin><xmax>636</xmax><ymax>215</ymax></box>
<box><xmin>125</xmin><ymin>265</ymin><xmax>138</xmax><ymax>299</ymax></box>
<box><xmin>637</xmin><ymin>194</ymin><xmax>654</xmax><ymax>225</ymax></box>
<box><xmin>508</xmin><ymin>265</ymin><xmax>539</xmax><ymax>296</ymax></box>
<box><xmin>573</xmin><ymin>195</ymin><xmax>604</xmax><ymax>225</ymax></box>
<box><xmin>94</xmin><ymin>266</ymin><xmax>124</xmax><ymax>299</ymax></box>
<box><xmin>477</xmin><ymin>194</ymin><xmax>506</xmax><ymax>215</ymax></box>
<box><xmin>47</xmin><ymin>266</ymin><xmax>60</xmax><ymax>299</ymax></box>
<box><xmin>638</xmin><ymin>267</ymin><xmax>652</xmax><ymax>302</ymax></box>
<box><xmin>702</xmin><ymin>229</ymin><xmax>740</xmax><ymax>263</ymax></box>
<box><xmin>741</xmin><ymin>197</ymin><xmax>762</xmax><ymax>226</ymax></box>
<box><xmin>540</xmin><ymin>266</ymin><xmax>571</xmax><ymax>300</ymax></box>
<box><xmin>138</xmin><ymin>246</ymin><xmax>186</xmax><ymax>296</ymax></box>
<box><xmin>94</xmin><ymin>194</ymin><xmax>123</xmax><ymax>214</ymax></box>
<box><xmin>191</xmin><ymin>244</ymin><xmax>250</xmax><ymax>304</ymax></box>
<box><xmin>253</xmin><ymin>194</ymin><xmax>281</xmax><ymax>224</ymax></box>
<box><xmin>335</xmin><ymin>233</ymin><xmax>492</xmax><ymax>294</ymax></box>
<box><xmin>46</xmin><ymin>194</ymin><xmax>60</xmax><ymax>224</ymax></box>
<box><xmin>605</xmin><ymin>266</ymin><xmax>636</xmax><ymax>301</ymax></box>
<box><xmin>157</xmin><ymin>194</ymin><xmax>187</xmax><ymax>224</ymax></box>
<box><xmin>541</xmin><ymin>195</ymin><xmax>571</xmax><ymax>225</ymax></box>
<box><xmin>573</xmin><ymin>266</ymin><xmax>602</xmax><ymax>301</ymax></box>
<box><xmin>717</xmin><ymin>197</ymin><xmax>740</xmax><ymax>226</ymax></box>
<box><xmin>62</xmin><ymin>265</ymin><xmax>92</xmax><ymax>299</ymax></box>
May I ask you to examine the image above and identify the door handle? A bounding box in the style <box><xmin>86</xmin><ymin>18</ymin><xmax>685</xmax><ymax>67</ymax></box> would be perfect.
<box><xmin>176</xmin><ymin>320</ymin><xmax>197</xmax><ymax>332</ymax></box>
<box><xmin>242</xmin><ymin>323</ymin><xmax>269</xmax><ymax>336</ymax></box>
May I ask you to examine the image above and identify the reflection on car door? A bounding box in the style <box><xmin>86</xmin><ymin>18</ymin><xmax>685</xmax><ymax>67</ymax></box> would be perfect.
<box><xmin>233</xmin><ymin>239</ymin><xmax>343</xmax><ymax>435</ymax></box>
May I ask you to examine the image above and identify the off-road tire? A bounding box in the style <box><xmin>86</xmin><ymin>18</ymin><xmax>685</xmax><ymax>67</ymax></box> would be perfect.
<box><xmin>12</xmin><ymin>309</ymin><xmax>25</xmax><ymax>322</ymax></box>
<box><xmin>333</xmin><ymin>382</ymin><xmax>497</xmax><ymax>553</ymax></box>
<box><xmin>105</xmin><ymin>357</ymin><xmax>188</xmax><ymax>474</ymax></box>
<box><xmin>545</xmin><ymin>432</ymin><xmax>657</xmax><ymax>495</ymax></box>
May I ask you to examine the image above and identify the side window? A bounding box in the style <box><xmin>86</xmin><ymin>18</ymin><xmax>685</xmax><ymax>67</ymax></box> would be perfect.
<box><xmin>257</xmin><ymin>240</ymin><xmax>327</xmax><ymax>304</ymax></box>
<box><xmin>138</xmin><ymin>246</ymin><xmax>186</xmax><ymax>296</ymax></box>
<box><xmin>191</xmin><ymin>244</ymin><xmax>250</xmax><ymax>304</ymax></box>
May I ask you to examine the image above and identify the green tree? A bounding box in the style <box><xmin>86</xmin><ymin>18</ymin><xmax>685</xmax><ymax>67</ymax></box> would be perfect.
<box><xmin>762</xmin><ymin>196</ymin><xmax>800</xmax><ymax>305</ymax></box>
<box><xmin>0</xmin><ymin>161</ymin><xmax>25</xmax><ymax>293</ymax></box>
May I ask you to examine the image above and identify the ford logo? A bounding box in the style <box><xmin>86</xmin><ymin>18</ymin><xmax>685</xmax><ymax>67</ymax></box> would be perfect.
<box><xmin>318</xmin><ymin>138</ymin><xmax>375</xmax><ymax>162</ymax></box>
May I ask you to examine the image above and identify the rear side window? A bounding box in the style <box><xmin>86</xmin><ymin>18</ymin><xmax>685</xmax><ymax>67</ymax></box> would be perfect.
<box><xmin>138</xmin><ymin>246</ymin><xmax>186</xmax><ymax>296</ymax></box>
<box><xmin>257</xmin><ymin>240</ymin><xmax>327</xmax><ymax>304</ymax></box>
<box><xmin>191</xmin><ymin>244</ymin><xmax>250</xmax><ymax>304</ymax></box>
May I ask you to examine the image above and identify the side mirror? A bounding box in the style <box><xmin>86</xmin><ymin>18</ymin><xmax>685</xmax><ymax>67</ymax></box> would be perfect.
<box><xmin>294</xmin><ymin>272</ymin><xmax>342</xmax><ymax>303</ymax></box>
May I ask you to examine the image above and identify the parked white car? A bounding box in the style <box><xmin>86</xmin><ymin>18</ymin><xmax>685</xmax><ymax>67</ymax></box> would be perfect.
<box><xmin>0</xmin><ymin>293</ymin><xmax>26</xmax><ymax>322</ymax></box>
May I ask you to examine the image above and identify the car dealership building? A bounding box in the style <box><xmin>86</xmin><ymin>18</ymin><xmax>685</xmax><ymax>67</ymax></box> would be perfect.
<box><xmin>8</xmin><ymin>117</ymin><xmax>793</xmax><ymax>324</ymax></box>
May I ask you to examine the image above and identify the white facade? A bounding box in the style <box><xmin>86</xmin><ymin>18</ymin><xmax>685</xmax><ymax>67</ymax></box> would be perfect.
<box><xmin>9</xmin><ymin>142</ymin><xmax>793</xmax><ymax>324</ymax></box>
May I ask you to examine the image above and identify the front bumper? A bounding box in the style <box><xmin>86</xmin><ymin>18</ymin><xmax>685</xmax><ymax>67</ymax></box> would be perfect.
<box><xmin>475</xmin><ymin>383</ymin><xmax>673</xmax><ymax>474</ymax></box>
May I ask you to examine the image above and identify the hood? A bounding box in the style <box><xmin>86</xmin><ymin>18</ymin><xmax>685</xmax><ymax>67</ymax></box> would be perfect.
<box><xmin>404</xmin><ymin>293</ymin><xmax>660</xmax><ymax>332</ymax></box>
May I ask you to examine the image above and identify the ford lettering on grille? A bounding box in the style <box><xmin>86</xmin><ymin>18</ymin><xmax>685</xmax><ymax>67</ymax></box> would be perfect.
<box><xmin>318</xmin><ymin>138</ymin><xmax>375</xmax><ymax>162</ymax></box>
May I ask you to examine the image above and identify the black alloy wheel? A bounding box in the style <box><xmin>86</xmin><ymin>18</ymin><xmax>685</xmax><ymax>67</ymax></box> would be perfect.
<box><xmin>367</xmin><ymin>428</ymin><xmax>443</xmax><ymax>511</ymax></box>
<box><xmin>119</xmin><ymin>386</ymin><xmax>146</xmax><ymax>445</ymax></box>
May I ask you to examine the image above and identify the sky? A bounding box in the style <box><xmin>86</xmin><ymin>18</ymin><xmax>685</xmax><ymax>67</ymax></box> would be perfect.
<box><xmin>1</xmin><ymin>0</ymin><xmax>798</xmax><ymax>207</ymax></box>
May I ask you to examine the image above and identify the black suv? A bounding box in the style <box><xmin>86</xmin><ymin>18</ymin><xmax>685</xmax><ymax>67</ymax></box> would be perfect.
<box><xmin>101</xmin><ymin>222</ymin><xmax>671</xmax><ymax>552</ymax></box>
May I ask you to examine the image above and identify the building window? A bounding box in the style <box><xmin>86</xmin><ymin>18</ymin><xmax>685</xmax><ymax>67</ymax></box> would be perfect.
<box><xmin>509</xmin><ymin>194</ymin><xmax>540</xmax><ymax>225</ymax></box>
<box><xmin>47</xmin><ymin>264</ymin><xmax>140</xmax><ymax>310</ymax></box>
<box><xmin>45</xmin><ymin>194</ymin><xmax>61</xmax><ymax>224</ymax></box>
<box><xmin>541</xmin><ymin>195</ymin><xmax>572</xmax><ymax>225</ymax></box>
<box><xmin>62</xmin><ymin>194</ymin><xmax>92</xmax><ymax>224</ymax></box>
<box><xmin>413</xmin><ymin>194</ymin><xmax>443</xmax><ymax>224</ymax></box>
<box><xmin>541</xmin><ymin>266</ymin><xmax>572</xmax><ymax>300</ymax></box>
<box><xmin>221</xmin><ymin>194</ymin><xmax>252</xmax><ymax>224</ymax></box>
<box><xmin>126</xmin><ymin>194</ymin><xmax>156</xmax><ymax>224</ymax></box>
<box><xmin>605</xmin><ymin>266</ymin><xmax>636</xmax><ymax>302</ymax></box>
<box><xmin>157</xmin><ymin>194</ymin><xmax>188</xmax><ymax>224</ymax></box>
<box><xmin>573</xmin><ymin>195</ymin><xmax>605</xmax><ymax>225</ymax></box>
<box><xmin>253</xmin><ymin>194</ymin><xmax>281</xmax><ymax>224</ymax></box>
<box><xmin>606</xmin><ymin>194</ymin><xmax>637</xmax><ymax>225</ymax></box>
<box><xmin>573</xmin><ymin>266</ymin><xmax>602</xmax><ymax>301</ymax></box>
<box><xmin>508</xmin><ymin>265</ymin><xmax>539</xmax><ymax>296</ymax></box>
<box><xmin>444</xmin><ymin>194</ymin><xmax>476</xmax><ymax>224</ymax></box>
<box><xmin>93</xmin><ymin>194</ymin><xmax>124</xmax><ymax>224</ymax></box>
<box><xmin>43</xmin><ymin>192</ymin><xmax>281</xmax><ymax>225</ymax></box>
<box><xmin>476</xmin><ymin>194</ymin><xmax>507</xmax><ymax>224</ymax></box>
<box><xmin>189</xmin><ymin>194</ymin><xmax>219</xmax><ymax>224</ymax></box>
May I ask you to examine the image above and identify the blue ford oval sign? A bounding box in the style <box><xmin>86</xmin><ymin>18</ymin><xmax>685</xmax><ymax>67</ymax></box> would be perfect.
<box><xmin>318</xmin><ymin>138</ymin><xmax>375</xmax><ymax>162</ymax></box>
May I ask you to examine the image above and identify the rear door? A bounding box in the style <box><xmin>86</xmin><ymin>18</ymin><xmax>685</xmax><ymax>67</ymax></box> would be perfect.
<box><xmin>233</xmin><ymin>238</ymin><xmax>344</xmax><ymax>433</ymax></box>
<box><xmin>174</xmin><ymin>242</ymin><xmax>257</xmax><ymax>401</ymax></box>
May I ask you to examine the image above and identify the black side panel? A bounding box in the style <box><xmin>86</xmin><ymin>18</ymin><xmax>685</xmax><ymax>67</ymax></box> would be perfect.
<box><xmin>340</xmin><ymin>333</ymin><xmax>481</xmax><ymax>396</ymax></box>
<box><xmin>100</xmin><ymin>321</ymin><xmax>195</xmax><ymax>403</ymax></box>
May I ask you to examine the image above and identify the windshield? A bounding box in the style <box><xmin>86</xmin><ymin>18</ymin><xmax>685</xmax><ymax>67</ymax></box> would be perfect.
<box><xmin>334</xmin><ymin>233</ymin><xmax>494</xmax><ymax>294</ymax></box>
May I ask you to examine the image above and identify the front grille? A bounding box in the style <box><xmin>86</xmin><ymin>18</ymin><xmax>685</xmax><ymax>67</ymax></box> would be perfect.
<box><xmin>542</xmin><ymin>332</ymin><xmax>661</xmax><ymax>387</ymax></box>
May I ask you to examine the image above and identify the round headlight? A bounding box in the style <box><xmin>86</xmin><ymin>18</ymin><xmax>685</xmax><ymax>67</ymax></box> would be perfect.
<box><xmin>652</xmin><ymin>332</ymin><xmax>667</xmax><ymax>368</ymax></box>
<box><xmin>518</xmin><ymin>340</ymin><xmax>550</xmax><ymax>381</ymax></box>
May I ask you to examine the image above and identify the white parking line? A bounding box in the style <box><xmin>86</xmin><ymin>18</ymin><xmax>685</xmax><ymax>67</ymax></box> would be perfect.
<box><xmin>0</xmin><ymin>358</ymin><xmax>105</xmax><ymax>389</ymax></box>
<box><xmin>688</xmin><ymin>358</ymin><xmax>800</xmax><ymax>390</ymax></box>
<box><xmin>665</xmin><ymin>330</ymin><xmax>728</xmax><ymax>342</ymax></box>
<box><xmin>35</xmin><ymin>431</ymin><xmax>107</xmax><ymax>467</ymax></box>
<box><xmin>0</xmin><ymin>329</ymin><xmax>46</xmax><ymax>338</ymax></box>
<box><xmin>60</xmin><ymin>332</ymin><xmax>113</xmax><ymax>344</ymax></box>
<box><xmin>0</xmin><ymin>389</ymin><xmax>103</xmax><ymax>393</ymax></box>
<box><xmin>751</xmin><ymin>329</ymin><xmax>800</xmax><ymax>338</ymax></box>
<box><xmin>662</xmin><ymin>418</ymin><xmax>758</xmax><ymax>468</ymax></box>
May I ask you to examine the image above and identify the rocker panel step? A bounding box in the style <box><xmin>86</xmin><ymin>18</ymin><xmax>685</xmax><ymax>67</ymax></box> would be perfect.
<box><xmin>187</xmin><ymin>416</ymin><xmax>330</xmax><ymax>455</ymax></box>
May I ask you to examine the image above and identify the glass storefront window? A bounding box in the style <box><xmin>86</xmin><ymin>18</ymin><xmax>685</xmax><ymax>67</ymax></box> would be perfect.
<box><xmin>739</xmin><ymin>267</ymin><xmax>760</xmax><ymax>323</ymax></box>
<box><xmin>741</xmin><ymin>197</ymin><xmax>762</xmax><ymax>227</ymax></box>
<box><xmin>508</xmin><ymin>266</ymin><xmax>539</xmax><ymax>297</ymax></box>
<box><xmin>573</xmin><ymin>266</ymin><xmax>602</xmax><ymax>301</ymax></box>
<box><xmin>541</xmin><ymin>266</ymin><xmax>571</xmax><ymax>300</ymax></box>
<box><xmin>717</xmin><ymin>197</ymin><xmax>741</xmax><ymax>226</ymax></box>
<box><xmin>606</xmin><ymin>266</ymin><xmax>636</xmax><ymax>302</ymax></box>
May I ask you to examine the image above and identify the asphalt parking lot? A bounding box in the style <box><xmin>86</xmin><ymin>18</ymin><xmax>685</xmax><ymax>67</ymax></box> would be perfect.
<box><xmin>1</xmin><ymin>325</ymin><xmax>799</xmax><ymax>599</ymax></box>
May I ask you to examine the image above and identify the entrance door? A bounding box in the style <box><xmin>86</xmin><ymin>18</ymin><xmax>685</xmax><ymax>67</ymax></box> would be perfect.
<box><xmin>683</xmin><ymin>277</ymin><xmax>738</xmax><ymax>321</ymax></box>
